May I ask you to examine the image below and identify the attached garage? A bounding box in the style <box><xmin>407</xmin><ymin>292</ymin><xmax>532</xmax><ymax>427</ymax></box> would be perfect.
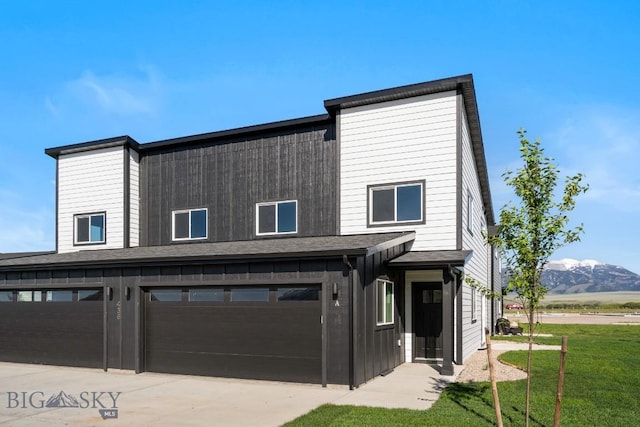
<box><xmin>144</xmin><ymin>285</ymin><xmax>322</xmax><ymax>383</ymax></box>
<box><xmin>0</xmin><ymin>232</ymin><xmax>413</xmax><ymax>387</ymax></box>
<box><xmin>0</xmin><ymin>288</ymin><xmax>103</xmax><ymax>368</ymax></box>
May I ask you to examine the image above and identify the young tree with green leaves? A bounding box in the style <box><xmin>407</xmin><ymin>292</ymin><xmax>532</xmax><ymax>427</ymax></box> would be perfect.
<box><xmin>488</xmin><ymin>129</ymin><xmax>588</xmax><ymax>427</ymax></box>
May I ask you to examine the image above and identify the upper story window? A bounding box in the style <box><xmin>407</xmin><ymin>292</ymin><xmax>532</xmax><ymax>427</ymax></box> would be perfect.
<box><xmin>368</xmin><ymin>181</ymin><xmax>424</xmax><ymax>226</ymax></box>
<box><xmin>74</xmin><ymin>212</ymin><xmax>105</xmax><ymax>245</ymax></box>
<box><xmin>256</xmin><ymin>200</ymin><xmax>297</xmax><ymax>235</ymax></box>
<box><xmin>173</xmin><ymin>208</ymin><xmax>208</xmax><ymax>241</ymax></box>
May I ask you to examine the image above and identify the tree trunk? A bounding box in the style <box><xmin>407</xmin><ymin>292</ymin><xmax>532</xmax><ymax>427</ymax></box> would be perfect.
<box><xmin>525</xmin><ymin>308</ymin><xmax>534</xmax><ymax>427</ymax></box>
<box><xmin>554</xmin><ymin>336</ymin><xmax>568</xmax><ymax>427</ymax></box>
<box><xmin>486</xmin><ymin>329</ymin><xmax>503</xmax><ymax>427</ymax></box>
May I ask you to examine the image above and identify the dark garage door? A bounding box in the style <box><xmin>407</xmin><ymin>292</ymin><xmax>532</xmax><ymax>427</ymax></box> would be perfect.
<box><xmin>0</xmin><ymin>289</ymin><xmax>103</xmax><ymax>368</ymax></box>
<box><xmin>144</xmin><ymin>285</ymin><xmax>321</xmax><ymax>383</ymax></box>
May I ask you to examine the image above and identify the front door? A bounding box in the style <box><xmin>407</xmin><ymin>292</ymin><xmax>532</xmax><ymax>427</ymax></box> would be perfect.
<box><xmin>413</xmin><ymin>282</ymin><xmax>443</xmax><ymax>361</ymax></box>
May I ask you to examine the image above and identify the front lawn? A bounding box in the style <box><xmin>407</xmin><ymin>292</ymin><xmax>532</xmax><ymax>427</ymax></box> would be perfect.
<box><xmin>283</xmin><ymin>324</ymin><xmax>640</xmax><ymax>426</ymax></box>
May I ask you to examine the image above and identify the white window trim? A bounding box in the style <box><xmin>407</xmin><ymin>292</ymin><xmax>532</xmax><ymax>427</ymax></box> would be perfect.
<box><xmin>74</xmin><ymin>212</ymin><xmax>106</xmax><ymax>245</ymax></box>
<box><xmin>368</xmin><ymin>182</ymin><xmax>424</xmax><ymax>226</ymax></box>
<box><xmin>376</xmin><ymin>279</ymin><xmax>395</xmax><ymax>326</ymax></box>
<box><xmin>172</xmin><ymin>208</ymin><xmax>208</xmax><ymax>241</ymax></box>
<box><xmin>255</xmin><ymin>200</ymin><xmax>298</xmax><ymax>236</ymax></box>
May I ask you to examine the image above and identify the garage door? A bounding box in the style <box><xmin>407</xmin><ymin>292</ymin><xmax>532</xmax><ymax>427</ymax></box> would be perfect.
<box><xmin>144</xmin><ymin>285</ymin><xmax>321</xmax><ymax>383</ymax></box>
<box><xmin>0</xmin><ymin>289</ymin><xmax>103</xmax><ymax>368</ymax></box>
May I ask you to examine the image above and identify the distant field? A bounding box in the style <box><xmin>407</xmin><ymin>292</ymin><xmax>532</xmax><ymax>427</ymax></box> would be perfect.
<box><xmin>504</xmin><ymin>291</ymin><xmax>640</xmax><ymax>306</ymax></box>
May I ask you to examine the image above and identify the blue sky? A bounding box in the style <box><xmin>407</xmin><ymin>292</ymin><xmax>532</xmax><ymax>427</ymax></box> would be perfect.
<box><xmin>1</xmin><ymin>1</ymin><xmax>639</xmax><ymax>273</ymax></box>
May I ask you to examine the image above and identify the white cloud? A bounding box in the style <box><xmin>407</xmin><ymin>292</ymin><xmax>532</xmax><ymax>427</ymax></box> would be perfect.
<box><xmin>46</xmin><ymin>64</ymin><xmax>165</xmax><ymax>117</ymax></box>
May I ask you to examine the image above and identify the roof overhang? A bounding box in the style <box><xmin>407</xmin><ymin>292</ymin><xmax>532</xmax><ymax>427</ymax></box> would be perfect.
<box><xmin>387</xmin><ymin>250</ymin><xmax>473</xmax><ymax>270</ymax></box>
<box><xmin>0</xmin><ymin>233</ymin><xmax>415</xmax><ymax>271</ymax></box>
<box><xmin>45</xmin><ymin>136</ymin><xmax>140</xmax><ymax>159</ymax></box>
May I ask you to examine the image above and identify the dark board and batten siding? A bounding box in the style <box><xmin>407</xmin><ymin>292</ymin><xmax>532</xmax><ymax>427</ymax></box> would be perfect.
<box><xmin>0</xmin><ymin>256</ymin><xmax>353</xmax><ymax>385</ymax></box>
<box><xmin>140</xmin><ymin>124</ymin><xmax>338</xmax><ymax>246</ymax></box>
<box><xmin>352</xmin><ymin>244</ymin><xmax>407</xmax><ymax>387</ymax></box>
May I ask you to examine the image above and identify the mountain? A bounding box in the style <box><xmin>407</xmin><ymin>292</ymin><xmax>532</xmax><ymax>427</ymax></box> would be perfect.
<box><xmin>542</xmin><ymin>258</ymin><xmax>640</xmax><ymax>294</ymax></box>
<box><xmin>45</xmin><ymin>391</ymin><xmax>80</xmax><ymax>408</ymax></box>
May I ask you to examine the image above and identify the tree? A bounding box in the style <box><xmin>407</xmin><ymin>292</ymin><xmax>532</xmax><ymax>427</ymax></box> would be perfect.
<box><xmin>487</xmin><ymin>129</ymin><xmax>588</xmax><ymax>427</ymax></box>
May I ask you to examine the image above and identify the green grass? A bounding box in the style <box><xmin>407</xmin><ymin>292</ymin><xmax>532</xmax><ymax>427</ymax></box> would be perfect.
<box><xmin>283</xmin><ymin>324</ymin><xmax>640</xmax><ymax>426</ymax></box>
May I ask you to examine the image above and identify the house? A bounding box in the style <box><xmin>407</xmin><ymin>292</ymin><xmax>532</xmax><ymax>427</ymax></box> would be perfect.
<box><xmin>0</xmin><ymin>74</ymin><xmax>501</xmax><ymax>388</ymax></box>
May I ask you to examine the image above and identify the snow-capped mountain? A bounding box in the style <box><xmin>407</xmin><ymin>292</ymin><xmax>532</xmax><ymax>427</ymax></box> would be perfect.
<box><xmin>542</xmin><ymin>259</ymin><xmax>640</xmax><ymax>294</ymax></box>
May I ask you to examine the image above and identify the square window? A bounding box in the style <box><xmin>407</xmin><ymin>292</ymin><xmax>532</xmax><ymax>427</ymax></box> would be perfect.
<box><xmin>369</xmin><ymin>182</ymin><xmax>423</xmax><ymax>226</ymax></box>
<box><xmin>376</xmin><ymin>279</ymin><xmax>394</xmax><ymax>326</ymax></box>
<box><xmin>75</xmin><ymin>213</ymin><xmax>105</xmax><ymax>244</ymax></box>
<box><xmin>172</xmin><ymin>208</ymin><xmax>208</xmax><ymax>241</ymax></box>
<box><xmin>256</xmin><ymin>200</ymin><xmax>297</xmax><ymax>235</ymax></box>
<box><xmin>0</xmin><ymin>291</ymin><xmax>13</xmax><ymax>302</ymax></box>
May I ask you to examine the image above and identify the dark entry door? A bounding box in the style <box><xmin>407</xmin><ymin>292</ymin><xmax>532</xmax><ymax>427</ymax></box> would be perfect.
<box><xmin>413</xmin><ymin>282</ymin><xmax>443</xmax><ymax>360</ymax></box>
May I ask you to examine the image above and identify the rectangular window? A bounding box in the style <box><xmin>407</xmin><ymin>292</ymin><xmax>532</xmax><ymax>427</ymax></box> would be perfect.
<box><xmin>78</xmin><ymin>289</ymin><xmax>103</xmax><ymax>301</ymax></box>
<box><xmin>467</xmin><ymin>192</ymin><xmax>474</xmax><ymax>234</ymax></box>
<box><xmin>256</xmin><ymin>200</ymin><xmax>297</xmax><ymax>235</ymax></box>
<box><xmin>17</xmin><ymin>291</ymin><xmax>42</xmax><ymax>302</ymax></box>
<box><xmin>369</xmin><ymin>182</ymin><xmax>424</xmax><ymax>226</ymax></box>
<box><xmin>0</xmin><ymin>291</ymin><xmax>13</xmax><ymax>302</ymax></box>
<box><xmin>376</xmin><ymin>279</ymin><xmax>394</xmax><ymax>326</ymax></box>
<box><xmin>150</xmin><ymin>289</ymin><xmax>183</xmax><ymax>302</ymax></box>
<box><xmin>172</xmin><ymin>208</ymin><xmax>208</xmax><ymax>241</ymax></box>
<box><xmin>231</xmin><ymin>288</ymin><xmax>270</xmax><ymax>302</ymax></box>
<box><xmin>46</xmin><ymin>290</ymin><xmax>73</xmax><ymax>302</ymax></box>
<box><xmin>277</xmin><ymin>287</ymin><xmax>320</xmax><ymax>301</ymax></box>
<box><xmin>189</xmin><ymin>288</ymin><xmax>224</xmax><ymax>302</ymax></box>
<box><xmin>75</xmin><ymin>213</ymin><xmax>105</xmax><ymax>244</ymax></box>
<box><xmin>471</xmin><ymin>287</ymin><xmax>477</xmax><ymax>321</ymax></box>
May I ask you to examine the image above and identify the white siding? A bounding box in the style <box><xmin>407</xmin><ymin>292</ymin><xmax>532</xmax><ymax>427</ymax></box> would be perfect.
<box><xmin>57</xmin><ymin>146</ymin><xmax>125</xmax><ymax>253</ymax></box>
<box><xmin>339</xmin><ymin>91</ymin><xmax>458</xmax><ymax>251</ymax></box>
<box><xmin>460</xmin><ymin>102</ymin><xmax>492</xmax><ymax>361</ymax></box>
<box><xmin>129</xmin><ymin>149</ymin><xmax>140</xmax><ymax>247</ymax></box>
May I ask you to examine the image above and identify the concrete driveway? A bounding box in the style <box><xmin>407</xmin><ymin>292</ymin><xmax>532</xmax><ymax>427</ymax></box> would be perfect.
<box><xmin>0</xmin><ymin>362</ymin><xmax>460</xmax><ymax>427</ymax></box>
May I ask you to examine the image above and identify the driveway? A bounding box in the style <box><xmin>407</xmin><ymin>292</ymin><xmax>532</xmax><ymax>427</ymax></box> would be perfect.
<box><xmin>0</xmin><ymin>362</ymin><xmax>460</xmax><ymax>427</ymax></box>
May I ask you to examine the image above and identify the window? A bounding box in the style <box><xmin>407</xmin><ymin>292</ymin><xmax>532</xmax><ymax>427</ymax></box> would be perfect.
<box><xmin>75</xmin><ymin>213</ymin><xmax>105</xmax><ymax>244</ymax></box>
<box><xmin>172</xmin><ymin>208</ymin><xmax>207</xmax><ymax>240</ymax></box>
<box><xmin>256</xmin><ymin>200</ymin><xmax>297</xmax><ymax>235</ymax></box>
<box><xmin>376</xmin><ymin>279</ymin><xmax>394</xmax><ymax>325</ymax></box>
<box><xmin>78</xmin><ymin>289</ymin><xmax>103</xmax><ymax>301</ymax></box>
<box><xmin>46</xmin><ymin>290</ymin><xmax>73</xmax><ymax>302</ymax></box>
<box><xmin>467</xmin><ymin>192</ymin><xmax>474</xmax><ymax>234</ymax></box>
<box><xmin>231</xmin><ymin>288</ymin><xmax>270</xmax><ymax>302</ymax></box>
<box><xmin>150</xmin><ymin>289</ymin><xmax>183</xmax><ymax>302</ymax></box>
<box><xmin>368</xmin><ymin>182</ymin><xmax>423</xmax><ymax>226</ymax></box>
<box><xmin>17</xmin><ymin>291</ymin><xmax>42</xmax><ymax>302</ymax></box>
<box><xmin>0</xmin><ymin>291</ymin><xmax>13</xmax><ymax>302</ymax></box>
<box><xmin>471</xmin><ymin>287</ymin><xmax>477</xmax><ymax>321</ymax></box>
<box><xmin>189</xmin><ymin>288</ymin><xmax>224</xmax><ymax>302</ymax></box>
<box><xmin>277</xmin><ymin>287</ymin><xmax>320</xmax><ymax>301</ymax></box>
